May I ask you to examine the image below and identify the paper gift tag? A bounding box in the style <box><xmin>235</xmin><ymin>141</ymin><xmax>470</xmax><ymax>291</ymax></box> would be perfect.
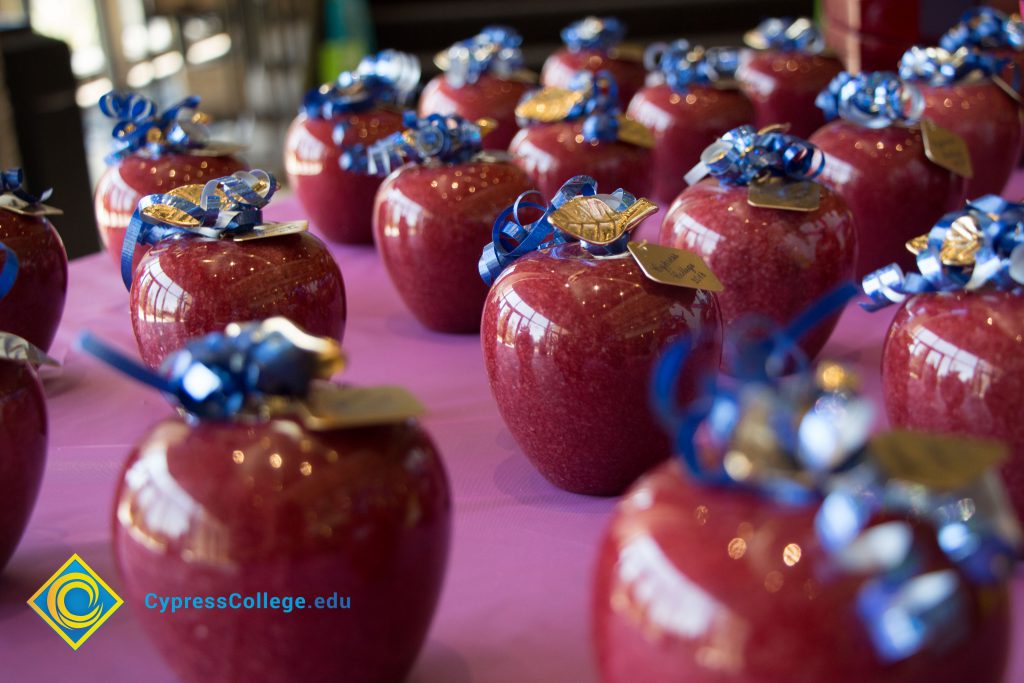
<box><xmin>870</xmin><ymin>429</ymin><xmax>1007</xmax><ymax>491</ymax></box>
<box><xmin>0</xmin><ymin>194</ymin><xmax>63</xmax><ymax>217</ymax></box>
<box><xmin>748</xmin><ymin>176</ymin><xmax>820</xmax><ymax>212</ymax></box>
<box><xmin>921</xmin><ymin>120</ymin><xmax>974</xmax><ymax>179</ymax></box>
<box><xmin>232</xmin><ymin>221</ymin><xmax>308</xmax><ymax>241</ymax></box>
<box><xmin>627</xmin><ymin>241</ymin><xmax>724</xmax><ymax>291</ymax></box>
<box><xmin>284</xmin><ymin>382</ymin><xmax>425</xmax><ymax>431</ymax></box>
<box><xmin>0</xmin><ymin>332</ymin><xmax>59</xmax><ymax>366</ymax></box>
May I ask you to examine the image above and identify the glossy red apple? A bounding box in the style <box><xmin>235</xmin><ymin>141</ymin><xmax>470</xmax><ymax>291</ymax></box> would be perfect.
<box><xmin>541</xmin><ymin>49</ymin><xmax>645</xmax><ymax>110</ymax></box>
<box><xmin>593</xmin><ymin>459</ymin><xmax>1011</xmax><ymax>683</ymax></box>
<box><xmin>95</xmin><ymin>152</ymin><xmax>246</xmax><ymax>268</ymax></box>
<box><xmin>736</xmin><ymin>49</ymin><xmax>843</xmax><ymax>138</ymax></box>
<box><xmin>0</xmin><ymin>210</ymin><xmax>67</xmax><ymax>351</ymax></box>
<box><xmin>809</xmin><ymin>121</ymin><xmax>965</xmax><ymax>279</ymax></box>
<box><xmin>0</xmin><ymin>358</ymin><xmax>46</xmax><ymax>572</ymax></box>
<box><xmin>284</xmin><ymin>109</ymin><xmax>404</xmax><ymax>244</ymax></box>
<box><xmin>482</xmin><ymin>242</ymin><xmax>722</xmax><ymax>495</ymax></box>
<box><xmin>660</xmin><ymin>180</ymin><xmax>856</xmax><ymax>368</ymax></box>
<box><xmin>374</xmin><ymin>158</ymin><xmax>532</xmax><ymax>333</ymax></box>
<box><xmin>627</xmin><ymin>84</ymin><xmax>755</xmax><ymax>205</ymax></box>
<box><xmin>130</xmin><ymin>234</ymin><xmax>345</xmax><ymax>368</ymax></box>
<box><xmin>916</xmin><ymin>81</ymin><xmax>1021</xmax><ymax>197</ymax></box>
<box><xmin>115</xmin><ymin>416</ymin><xmax>450</xmax><ymax>683</ymax></box>
<box><xmin>883</xmin><ymin>291</ymin><xmax>1024</xmax><ymax>521</ymax></box>
<box><xmin>509</xmin><ymin>122</ymin><xmax>652</xmax><ymax>201</ymax></box>
<box><xmin>419</xmin><ymin>73</ymin><xmax>531</xmax><ymax>151</ymax></box>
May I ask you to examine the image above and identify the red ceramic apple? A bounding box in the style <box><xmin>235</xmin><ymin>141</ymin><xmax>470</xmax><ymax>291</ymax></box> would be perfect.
<box><xmin>541</xmin><ymin>16</ymin><xmax>646</xmax><ymax>110</ymax></box>
<box><xmin>0</xmin><ymin>175</ymin><xmax>68</xmax><ymax>352</ymax></box>
<box><xmin>126</xmin><ymin>171</ymin><xmax>345</xmax><ymax>368</ymax></box>
<box><xmin>0</xmin><ymin>357</ymin><xmax>46</xmax><ymax>572</ymax></box>
<box><xmin>95</xmin><ymin>92</ymin><xmax>245</xmax><ymax>268</ymax></box>
<box><xmin>285</xmin><ymin>50</ymin><xmax>419</xmax><ymax>244</ymax></box>
<box><xmin>372</xmin><ymin>120</ymin><xmax>532</xmax><ymax>332</ymax></box>
<box><xmin>483</xmin><ymin>243</ymin><xmax>721</xmax><ymax>495</ymax></box>
<box><xmin>735</xmin><ymin>18</ymin><xmax>843</xmax><ymax>138</ymax></box>
<box><xmin>810</xmin><ymin>72</ymin><xmax>965</xmax><ymax>278</ymax></box>
<box><xmin>419</xmin><ymin>27</ymin><xmax>532</xmax><ymax>150</ymax></box>
<box><xmin>593</xmin><ymin>460</ymin><xmax>1011</xmax><ymax>683</ymax></box>
<box><xmin>661</xmin><ymin>131</ymin><xmax>856</xmax><ymax>368</ymax></box>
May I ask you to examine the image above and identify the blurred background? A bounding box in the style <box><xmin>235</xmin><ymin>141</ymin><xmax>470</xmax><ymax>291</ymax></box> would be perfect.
<box><xmin>0</xmin><ymin>0</ymin><xmax>1016</xmax><ymax>257</ymax></box>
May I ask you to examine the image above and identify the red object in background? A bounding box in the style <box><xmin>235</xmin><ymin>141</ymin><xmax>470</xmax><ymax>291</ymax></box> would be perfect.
<box><xmin>509</xmin><ymin>122</ymin><xmax>652</xmax><ymax>201</ymax></box>
<box><xmin>809</xmin><ymin>121</ymin><xmax>965</xmax><ymax>278</ymax></box>
<box><xmin>660</xmin><ymin>180</ymin><xmax>856</xmax><ymax>369</ymax></box>
<box><xmin>593</xmin><ymin>460</ymin><xmax>1011</xmax><ymax>683</ymax></box>
<box><xmin>541</xmin><ymin>50</ymin><xmax>646</xmax><ymax>111</ymax></box>
<box><xmin>736</xmin><ymin>50</ymin><xmax>843</xmax><ymax>138</ymax></box>
<box><xmin>114</xmin><ymin>418</ymin><xmax>450</xmax><ymax>683</ymax></box>
<box><xmin>0</xmin><ymin>211</ymin><xmax>67</xmax><ymax>351</ymax></box>
<box><xmin>373</xmin><ymin>158</ymin><xmax>532</xmax><ymax>334</ymax></box>
<box><xmin>94</xmin><ymin>153</ymin><xmax>245</xmax><ymax>269</ymax></box>
<box><xmin>481</xmin><ymin>242</ymin><xmax>722</xmax><ymax>495</ymax></box>
<box><xmin>129</xmin><ymin>234</ymin><xmax>346</xmax><ymax>369</ymax></box>
<box><xmin>284</xmin><ymin>110</ymin><xmax>404</xmax><ymax>245</ymax></box>
<box><xmin>419</xmin><ymin>73</ymin><xmax>532</xmax><ymax>151</ymax></box>
<box><xmin>883</xmin><ymin>291</ymin><xmax>1024</xmax><ymax>522</ymax></box>
<box><xmin>626</xmin><ymin>84</ymin><xmax>754</xmax><ymax>205</ymax></box>
<box><xmin>0</xmin><ymin>360</ymin><xmax>46</xmax><ymax>573</ymax></box>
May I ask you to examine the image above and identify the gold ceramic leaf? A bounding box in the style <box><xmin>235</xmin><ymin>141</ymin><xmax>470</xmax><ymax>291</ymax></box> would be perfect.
<box><xmin>548</xmin><ymin>196</ymin><xmax>657</xmax><ymax>244</ymax></box>
<box><xmin>616</xmin><ymin>115</ymin><xmax>655</xmax><ymax>148</ymax></box>
<box><xmin>514</xmin><ymin>87</ymin><xmax>585</xmax><ymax>122</ymax></box>
<box><xmin>475</xmin><ymin>117</ymin><xmax>499</xmax><ymax>137</ymax></box>
<box><xmin>904</xmin><ymin>215</ymin><xmax>983</xmax><ymax>266</ymax></box>
<box><xmin>433</xmin><ymin>48</ymin><xmax>452</xmax><ymax>72</ymax></box>
<box><xmin>141</xmin><ymin>177</ymin><xmax>270</xmax><ymax>228</ymax></box>
<box><xmin>608</xmin><ymin>42</ymin><xmax>646</xmax><ymax>63</ymax></box>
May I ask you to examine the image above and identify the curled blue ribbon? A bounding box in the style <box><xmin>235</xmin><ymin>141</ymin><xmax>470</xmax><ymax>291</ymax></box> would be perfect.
<box><xmin>302</xmin><ymin>49</ymin><xmax>421</xmax><ymax>118</ymax></box>
<box><xmin>0</xmin><ymin>241</ymin><xmax>18</xmax><ymax>300</ymax></box>
<box><xmin>816</xmin><ymin>71</ymin><xmax>924</xmax><ymax>128</ymax></box>
<box><xmin>439</xmin><ymin>26</ymin><xmax>524</xmax><ymax>88</ymax></box>
<box><xmin>644</xmin><ymin>41</ymin><xmax>738</xmax><ymax>92</ymax></box>
<box><xmin>745</xmin><ymin>17</ymin><xmax>825</xmax><ymax>54</ymax></box>
<box><xmin>100</xmin><ymin>91</ymin><xmax>211</xmax><ymax>162</ymax></box>
<box><xmin>862</xmin><ymin>194</ymin><xmax>1024</xmax><ymax>311</ymax></box>
<box><xmin>940</xmin><ymin>7</ymin><xmax>1024</xmax><ymax>52</ymax></box>
<box><xmin>899</xmin><ymin>45</ymin><xmax>1006</xmax><ymax>85</ymax></box>
<box><xmin>78</xmin><ymin>317</ymin><xmax>337</xmax><ymax>421</ymax></box>
<box><xmin>561</xmin><ymin>16</ymin><xmax>626</xmax><ymax>52</ymax></box>
<box><xmin>119</xmin><ymin>169</ymin><xmax>278</xmax><ymax>289</ymax></box>
<box><xmin>0</xmin><ymin>168</ymin><xmax>52</xmax><ymax>205</ymax></box>
<box><xmin>689</xmin><ymin>124</ymin><xmax>825</xmax><ymax>187</ymax></box>
<box><xmin>478</xmin><ymin>175</ymin><xmax>642</xmax><ymax>285</ymax></box>
<box><xmin>343</xmin><ymin>111</ymin><xmax>484</xmax><ymax>177</ymax></box>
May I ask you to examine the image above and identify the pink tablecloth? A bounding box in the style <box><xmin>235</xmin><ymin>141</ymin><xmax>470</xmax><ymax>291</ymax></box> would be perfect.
<box><xmin>1</xmin><ymin>189</ymin><xmax>1022</xmax><ymax>682</ymax></box>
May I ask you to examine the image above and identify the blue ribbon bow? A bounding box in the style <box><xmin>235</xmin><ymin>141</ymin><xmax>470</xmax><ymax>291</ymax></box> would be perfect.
<box><xmin>302</xmin><ymin>49</ymin><xmax>421</xmax><ymax>118</ymax></box>
<box><xmin>78</xmin><ymin>317</ymin><xmax>338</xmax><ymax>421</ymax></box>
<box><xmin>816</xmin><ymin>71</ymin><xmax>924</xmax><ymax>128</ymax></box>
<box><xmin>746</xmin><ymin>17</ymin><xmax>825</xmax><ymax>54</ymax></box>
<box><xmin>644</xmin><ymin>41</ymin><xmax>739</xmax><ymax>92</ymax></box>
<box><xmin>478</xmin><ymin>175</ymin><xmax>641</xmax><ymax>285</ymax></box>
<box><xmin>940</xmin><ymin>7</ymin><xmax>1024</xmax><ymax>52</ymax></box>
<box><xmin>862</xmin><ymin>194</ymin><xmax>1024</xmax><ymax>311</ymax></box>
<box><xmin>342</xmin><ymin>111</ymin><xmax>484</xmax><ymax>177</ymax></box>
<box><xmin>99</xmin><ymin>91</ymin><xmax>211</xmax><ymax>162</ymax></box>
<box><xmin>690</xmin><ymin>124</ymin><xmax>825</xmax><ymax>187</ymax></box>
<box><xmin>440</xmin><ymin>26</ymin><xmax>524</xmax><ymax>87</ymax></box>
<box><xmin>561</xmin><ymin>16</ymin><xmax>626</xmax><ymax>52</ymax></box>
<box><xmin>899</xmin><ymin>45</ymin><xmax>1006</xmax><ymax>86</ymax></box>
<box><xmin>0</xmin><ymin>241</ymin><xmax>18</xmax><ymax>300</ymax></box>
<box><xmin>0</xmin><ymin>168</ymin><xmax>52</xmax><ymax>205</ymax></box>
<box><xmin>119</xmin><ymin>169</ymin><xmax>278</xmax><ymax>289</ymax></box>
<box><xmin>517</xmin><ymin>70</ymin><xmax>623</xmax><ymax>144</ymax></box>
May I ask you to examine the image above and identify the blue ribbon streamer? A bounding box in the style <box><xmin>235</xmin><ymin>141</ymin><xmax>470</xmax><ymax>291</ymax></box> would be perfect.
<box><xmin>816</xmin><ymin>71</ymin><xmax>924</xmax><ymax>128</ymax></box>
<box><xmin>862</xmin><ymin>194</ymin><xmax>1024</xmax><ymax>311</ymax></box>
<box><xmin>302</xmin><ymin>49</ymin><xmax>421</xmax><ymax>118</ymax></box>
<box><xmin>119</xmin><ymin>169</ymin><xmax>278</xmax><ymax>289</ymax></box>
<box><xmin>0</xmin><ymin>241</ymin><xmax>18</xmax><ymax>300</ymax></box>
<box><xmin>899</xmin><ymin>45</ymin><xmax>1006</xmax><ymax>86</ymax></box>
<box><xmin>77</xmin><ymin>319</ymin><xmax>329</xmax><ymax>421</ymax></box>
<box><xmin>0</xmin><ymin>168</ymin><xmax>52</xmax><ymax>205</ymax></box>
<box><xmin>439</xmin><ymin>26</ymin><xmax>524</xmax><ymax>87</ymax></box>
<box><xmin>691</xmin><ymin>124</ymin><xmax>825</xmax><ymax>187</ymax></box>
<box><xmin>644</xmin><ymin>41</ymin><xmax>738</xmax><ymax>92</ymax></box>
<box><xmin>100</xmin><ymin>91</ymin><xmax>211</xmax><ymax>162</ymax></box>
<box><xmin>344</xmin><ymin>111</ymin><xmax>484</xmax><ymax>177</ymax></box>
<box><xmin>478</xmin><ymin>174</ymin><xmax>641</xmax><ymax>285</ymax></box>
<box><xmin>561</xmin><ymin>16</ymin><xmax>626</xmax><ymax>52</ymax></box>
<box><xmin>940</xmin><ymin>7</ymin><xmax>1024</xmax><ymax>52</ymax></box>
<box><xmin>746</xmin><ymin>17</ymin><xmax>825</xmax><ymax>54</ymax></box>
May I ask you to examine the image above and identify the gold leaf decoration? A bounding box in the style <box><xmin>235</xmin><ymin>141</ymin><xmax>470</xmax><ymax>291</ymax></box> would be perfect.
<box><xmin>514</xmin><ymin>87</ymin><xmax>585</xmax><ymax>122</ymax></box>
<box><xmin>904</xmin><ymin>215</ymin><xmax>983</xmax><ymax>266</ymax></box>
<box><xmin>616</xmin><ymin>115</ymin><xmax>655</xmax><ymax>148</ymax></box>
<box><xmin>548</xmin><ymin>196</ymin><xmax>658</xmax><ymax>244</ymax></box>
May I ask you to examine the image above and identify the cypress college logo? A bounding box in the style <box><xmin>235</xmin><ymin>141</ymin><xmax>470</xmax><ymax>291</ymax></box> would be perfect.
<box><xmin>28</xmin><ymin>554</ymin><xmax>123</xmax><ymax>650</ymax></box>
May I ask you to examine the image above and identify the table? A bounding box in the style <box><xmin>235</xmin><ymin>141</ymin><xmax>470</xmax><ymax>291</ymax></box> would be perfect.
<box><xmin>2</xmin><ymin>185</ymin><xmax>1023</xmax><ymax>682</ymax></box>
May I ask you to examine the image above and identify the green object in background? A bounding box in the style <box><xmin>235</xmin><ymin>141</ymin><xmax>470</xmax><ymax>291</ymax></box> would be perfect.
<box><xmin>317</xmin><ymin>0</ymin><xmax>374</xmax><ymax>84</ymax></box>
